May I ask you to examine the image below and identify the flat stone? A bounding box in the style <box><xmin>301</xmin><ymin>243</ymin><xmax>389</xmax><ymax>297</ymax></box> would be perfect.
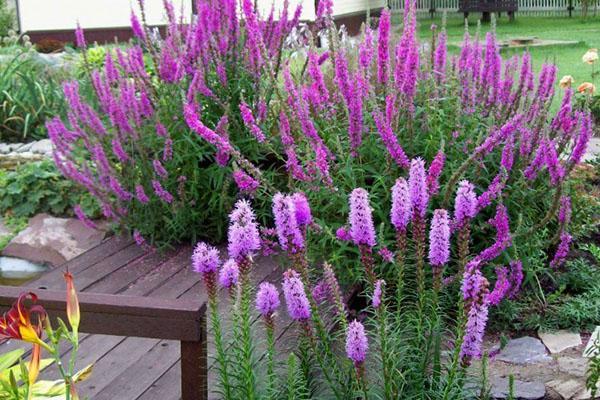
<box><xmin>558</xmin><ymin>357</ymin><xmax>589</xmax><ymax>377</ymax></box>
<box><xmin>2</xmin><ymin>214</ymin><xmax>107</xmax><ymax>267</ymax></box>
<box><xmin>16</xmin><ymin>142</ymin><xmax>33</xmax><ymax>152</ymax></box>
<box><xmin>0</xmin><ymin>143</ymin><xmax>10</xmax><ymax>154</ymax></box>
<box><xmin>584</xmin><ymin>327</ymin><xmax>600</xmax><ymax>358</ymax></box>
<box><xmin>539</xmin><ymin>330</ymin><xmax>582</xmax><ymax>353</ymax></box>
<box><xmin>583</xmin><ymin>138</ymin><xmax>600</xmax><ymax>162</ymax></box>
<box><xmin>495</xmin><ymin>337</ymin><xmax>552</xmax><ymax>365</ymax></box>
<box><xmin>490</xmin><ymin>377</ymin><xmax>545</xmax><ymax>399</ymax></box>
<box><xmin>547</xmin><ymin>379</ymin><xmax>586</xmax><ymax>400</ymax></box>
<box><xmin>29</xmin><ymin>139</ymin><xmax>53</xmax><ymax>155</ymax></box>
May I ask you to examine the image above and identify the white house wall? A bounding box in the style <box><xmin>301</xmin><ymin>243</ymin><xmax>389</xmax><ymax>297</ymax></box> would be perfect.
<box><xmin>332</xmin><ymin>0</ymin><xmax>386</xmax><ymax>17</ymax></box>
<box><xmin>17</xmin><ymin>0</ymin><xmax>192</xmax><ymax>33</ymax></box>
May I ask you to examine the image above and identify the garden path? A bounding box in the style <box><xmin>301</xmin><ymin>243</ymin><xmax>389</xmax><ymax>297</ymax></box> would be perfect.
<box><xmin>0</xmin><ymin>236</ymin><xmax>295</xmax><ymax>399</ymax></box>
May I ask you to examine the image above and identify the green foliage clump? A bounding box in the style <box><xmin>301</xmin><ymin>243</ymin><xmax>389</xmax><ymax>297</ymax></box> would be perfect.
<box><xmin>0</xmin><ymin>54</ymin><xmax>69</xmax><ymax>142</ymax></box>
<box><xmin>0</xmin><ymin>160</ymin><xmax>99</xmax><ymax>219</ymax></box>
<box><xmin>0</xmin><ymin>0</ymin><xmax>14</xmax><ymax>38</ymax></box>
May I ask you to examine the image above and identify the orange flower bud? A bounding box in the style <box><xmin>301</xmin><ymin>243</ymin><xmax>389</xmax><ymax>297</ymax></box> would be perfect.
<box><xmin>28</xmin><ymin>343</ymin><xmax>41</xmax><ymax>386</ymax></box>
<box><xmin>64</xmin><ymin>272</ymin><xmax>80</xmax><ymax>334</ymax></box>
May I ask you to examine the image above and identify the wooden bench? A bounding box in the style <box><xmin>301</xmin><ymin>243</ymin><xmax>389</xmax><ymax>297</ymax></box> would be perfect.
<box><xmin>0</xmin><ymin>235</ymin><xmax>287</xmax><ymax>400</ymax></box>
<box><xmin>459</xmin><ymin>0</ymin><xmax>518</xmax><ymax>21</ymax></box>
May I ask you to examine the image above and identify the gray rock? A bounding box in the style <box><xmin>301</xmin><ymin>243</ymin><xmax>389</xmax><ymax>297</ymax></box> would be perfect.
<box><xmin>539</xmin><ymin>330</ymin><xmax>582</xmax><ymax>354</ymax></box>
<box><xmin>495</xmin><ymin>337</ymin><xmax>552</xmax><ymax>365</ymax></box>
<box><xmin>583</xmin><ymin>138</ymin><xmax>600</xmax><ymax>162</ymax></box>
<box><xmin>16</xmin><ymin>142</ymin><xmax>33</xmax><ymax>152</ymax></box>
<box><xmin>547</xmin><ymin>379</ymin><xmax>586</xmax><ymax>400</ymax></box>
<box><xmin>490</xmin><ymin>377</ymin><xmax>545</xmax><ymax>399</ymax></box>
<box><xmin>0</xmin><ymin>143</ymin><xmax>10</xmax><ymax>154</ymax></box>
<box><xmin>29</xmin><ymin>139</ymin><xmax>53</xmax><ymax>155</ymax></box>
<box><xmin>558</xmin><ymin>357</ymin><xmax>589</xmax><ymax>377</ymax></box>
<box><xmin>2</xmin><ymin>214</ymin><xmax>107</xmax><ymax>267</ymax></box>
<box><xmin>583</xmin><ymin>326</ymin><xmax>600</xmax><ymax>358</ymax></box>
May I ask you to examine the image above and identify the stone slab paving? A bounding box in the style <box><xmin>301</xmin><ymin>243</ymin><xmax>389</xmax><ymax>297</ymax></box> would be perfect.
<box><xmin>540</xmin><ymin>330</ymin><xmax>583</xmax><ymax>354</ymax></box>
<box><xmin>1</xmin><ymin>214</ymin><xmax>107</xmax><ymax>267</ymax></box>
<box><xmin>490</xmin><ymin>377</ymin><xmax>546</xmax><ymax>399</ymax></box>
<box><xmin>584</xmin><ymin>137</ymin><xmax>600</xmax><ymax>162</ymax></box>
<box><xmin>495</xmin><ymin>337</ymin><xmax>553</xmax><ymax>365</ymax></box>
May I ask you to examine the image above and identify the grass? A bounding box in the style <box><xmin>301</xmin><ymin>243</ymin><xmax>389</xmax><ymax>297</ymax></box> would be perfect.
<box><xmin>395</xmin><ymin>14</ymin><xmax>600</xmax><ymax>108</ymax></box>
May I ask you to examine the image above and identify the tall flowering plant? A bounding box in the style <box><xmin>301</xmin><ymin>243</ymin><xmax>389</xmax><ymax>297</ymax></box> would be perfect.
<box><xmin>194</xmin><ymin>180</ymin><xmax>527</xmax><ymax>398</ymax></box>
<box><xmin>52</xmin><ymin>1</ymin><xmax>592</xmax><ymax>288</ymax></box>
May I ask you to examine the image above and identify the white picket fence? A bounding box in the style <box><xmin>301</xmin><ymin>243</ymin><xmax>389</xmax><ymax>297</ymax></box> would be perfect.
<box><xmin>388</xmin><ymin>0</ymin><xmax>587</xmax><ymax>16</ymax></box>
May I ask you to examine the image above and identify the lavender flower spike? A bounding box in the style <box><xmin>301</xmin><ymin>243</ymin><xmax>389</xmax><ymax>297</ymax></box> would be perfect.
<box><xmin>228</xmin><ymin>199</ymin><xmax>261</xmax><ymax>262</ymax></box>
<box><xmin>372</xmin><ymin>280</ymin><xmax>384</xmax><ymax>309</ymax></box>
<box><xmin>391</xmin><ymin>178</ymin><xmax>412</xmax><ymax>231</ymax></box>
<box><xmin>272</xmin><ymin>193</ymin><xmax>304</xmax><ymax>252</ymax></box>
<box><xmin>429</xmin><ymin>209</ymin><xmax>451</xmax><ymax>267</ymax></box>
<box><xmin>282</xmin><ymin>270</ymin><xmax>311</xmax><ymax>321</ymax></box>
<box><xmin>256</xmin><ymin>282</ymin><xmax>280</xmax><ymax>317</ymax></box>
<box><xmin>292</xmin><ymin>192</ymin><xmax>312</xmax><ymax>226</ymax></box>
<box><xmin>349</xmin><ymin>188</ymin><xmax>377</xmax><ymax>247</ymax></box>
<box><xmin>454</xmin><ymin>180</ymin><xmax>478</xmax><ymax>227</ymax></box>
<box><xmin>219</xmin><ymin>259</ymin><xmax>240</xmax><ymax>289</ymax></box>
<box><xmin>192</xmin><ymin>242</ymin><xmax>220</xmax><ymax>276</ymax></box>
<box><xmin>346</xmin><ymin>320</ymin><xmax>369</xmax><ymax>365</ymax></box>
<box><xmin>409</xmin><ymin>158</ymin><xmax>429</xmax><ymax>218</ymax></box>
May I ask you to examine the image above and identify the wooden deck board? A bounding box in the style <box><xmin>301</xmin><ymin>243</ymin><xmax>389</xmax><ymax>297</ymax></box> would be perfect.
<box><xmin>1</xmin><ymin>237</ymin><xmax>300</xmax><ymax>399</ymax></box>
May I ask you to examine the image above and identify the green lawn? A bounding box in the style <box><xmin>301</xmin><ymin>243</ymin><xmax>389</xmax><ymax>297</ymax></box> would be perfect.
<box><xmin>396</xmin><ymin>15</ymin><xmax>600</xmax><ymax>108</ymax></box>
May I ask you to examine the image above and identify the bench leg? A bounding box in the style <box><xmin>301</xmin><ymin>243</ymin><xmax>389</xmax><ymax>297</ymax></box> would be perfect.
<box><xmin>181</xmin><ymin>315</ymin><xmax>207</xmax><ymax>400</ymax></box>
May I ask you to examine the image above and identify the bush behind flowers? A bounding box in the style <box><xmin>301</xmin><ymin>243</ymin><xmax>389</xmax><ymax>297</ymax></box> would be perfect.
<box><xmin>48</xmin><ymin>0</ymin><xmax>593</xmax><ymax>288</ymax></box>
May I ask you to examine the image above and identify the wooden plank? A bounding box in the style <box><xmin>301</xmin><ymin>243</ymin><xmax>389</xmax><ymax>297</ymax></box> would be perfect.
<box><xmin>0</xmin><ymin>286</ymin><xmax>205</xmax><ymax>341</ymax></box>
<box><xmin>136</xmin><ymin>362</ymin><xmax>181</xmax><ymax>400</ymax></box>
<box><xmin>92</xmin><ymin>340</ymin><xmax>181</xmax><ymax>400</ymax></box>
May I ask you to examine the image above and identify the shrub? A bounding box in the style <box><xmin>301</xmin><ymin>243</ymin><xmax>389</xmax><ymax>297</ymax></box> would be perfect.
<box><xmin>0</xmin><ymin>54</ymin><xmax>68</xmax><ymax>142</ymax></box>
<box><xmin>49</xmin><ymin>0</ymin><xmax>593</xmax><ymax>290</ymax></box>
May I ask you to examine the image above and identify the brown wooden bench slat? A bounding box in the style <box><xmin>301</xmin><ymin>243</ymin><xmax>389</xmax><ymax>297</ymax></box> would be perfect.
<box><xmin>137</xmin><ymin>361</ymin><xmax>182</xmax><ymax>400</ymax></box>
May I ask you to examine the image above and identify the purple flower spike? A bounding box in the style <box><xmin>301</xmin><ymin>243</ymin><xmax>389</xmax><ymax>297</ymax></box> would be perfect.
<box><xmin>454</xmin><ymin>180</ymin><xmax>478</xmax><ymax>227</ymax></box>
<box><xmin>487</xmin><ymin>266</ymin><xmax>510</xmax><ymax>306</ymax></box>
<box><xmin>427</xmin><ymin>150</ymin><xmax>445</xmax><ymax>195</ymax></box>
<box><xmin>256</xmin><ymin>282</ymin><xmax>280</xmax><ymax>317</ymax></box>
<box><xmin>75</xmin><ymin>23</ymin><xmax>86</xmax><ymax>48</ymax></box>
<box><xmin>192</xmin><ymin>242</ymin><xmax>220</xmax><ymax>275</ymax></box>
<box><xmin>508</xmin><ymin>260</ymin><xmax>523</xmax><ymax>298</ymax></box>
<box><xmin>372</xmin><ymin>280</ymin><xmax>384</xmax><ymax>309</ymax></box>
<box><xmin>336</xmin><ymin>226</ymin><xmax>352</xmax><ymax>242</ymax></box>
<box><xmin>377</xmin><ymin>9</ymin><xmax>391</xmax><ymax>85</ymax></box>
<box><xmin>292</xmin><ymin>193</ymin><xmax>312</xmax><ymax>226</ymax></box>
<box><xmin>130</xmin><ymin>11</ymin><xmax>146</xmax><ymax>41</ymax></box>
<box><xmin>219</xmin><ymin>259</ymin><xmax>239</xmax><ymax>289</ymax></box>
<box><xmin>346</xmin><ymin>320</ymin><xmax>369</xmax><ymax>365</ymax></box>
<box><xmin>391</xmin><ymin>178</ymin><xmax>412</xmax><ymax>232</ymax></box>
<box><xmin>409</xmin><ymin>158</ymin><xmax>429</xmax><ymax>218</ymax></box>
<box><xmin>349</xmin><ymin>188</ymin><xmax>377</xmax><ymax>248</ymax></box>
<box><xmin>272</xmin><ymin>193</ymin><xmax>304</xmax><ymax>252</ymax></box>
<box><xmin>429</xmin><ymin>209</ymin><xmax>451</xmax><ymax>267</ymax></box>
<box><xmin>228</xmin><ymin>199</ymin><xmax>261</xmax><ymax>261</ymax></box>
<box><xmin>550</xmin><ymin>232</ymin><xmax>572</xmax><ymax>269</ymax></box>
<box><xmin>282</xmin><ymin>270</ymin><xmax>311</xmax><ymax>321</ymax></box>
<box><xmin>232</xmin><ymin>170</ymin><xmax>259</xmax><ymax>194</ymax></box>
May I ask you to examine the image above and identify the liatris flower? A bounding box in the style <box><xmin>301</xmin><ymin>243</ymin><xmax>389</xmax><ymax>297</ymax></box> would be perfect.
<box><xmin>377</xmin><ymin>8</ymin><xmax>391</xmax><ymax>85</ymax></box>
<box><xmin>152</xmin><ymin>159</ymin><xmax>168</xmax><ymax>178</ymax></box>
<box><xmin>336</xmin><ymin>226</ymin><xmax>352</xmax><ymax>241</ymax></box>
<box><xmin>570</xmin><ymin>111</ymin><xmax>593</xmax><ymax>166</ymax></box>
<box><xmin>239</xmin><ymin>102</ymin><xmax>266</xmax><ymax>143</ymax></box>
<box><xmin>372</xmin><ymin>280</ymin><xmax>384</xmax><ymax>308</ymax></box>
<box><xmin>487</xmin><ymin>266</ymin><xmax>510</xmax><ymax>306</ymax></box>
<box><xmin>151</xmin><ymin>180</ymin><xmax>173</xmax><ymax>204</ymax></box>
<box><xmin>500</xmin><ymin>135</ymin><xmax>515</xmax><ymax>172</ymax></box>
<box><xmin>429</xmin><ymin>209</ymin><xmax>450</xmax><ymax>267</ymax></box>
<box><xmin>378</xmin><ymin>247</ymin><xmax>395</xmax><ymax>263</ymax></box>
<box><xmin>219</xmin><ymin>259</ymin><xmax>239</xmax><ymax>289</ymax></box>
<box><xmin>454</xmin><ymin>180</ymin><xmax>478</xmax><ymax>227</ymax></box>
<box><xmin>272</xmin><ymin>193</ymin><xmax>304</xmax><ymax>252</ymax></box>
<box><xmin>130</xmin><ymin>11</ymin><xmax>146</xmax><ymax>41</ymax></box>
<box><xmin>109</xmin><ymin>176</ymin><xmax>133</xmax><ymax>201</ymax></box>
<box><xmin>434</xmin><ymin>28</ymin><xmax>447</xmax><ymax>83</ymax></box>
<box><xmin>192</xmin><ymin>242</ymin><xmax>220</xmax><ymax>275</ymax></box>
<box><xmin>391</xmin><ymin>178</ymin><xmax>412</xmax><ymax>232</ymax></box>
<box><xmin>292</xmin><ymin>193</ymin><xmax>312</xmax><ymax>226</ymax></box>
<box><xmin>476</xmin><ymin>173</ymin><xmax>506</xmax><ymax>211</ymax></box>
<box><xmin>409</xmin><ymin>158</ymin><xmax>429</xmax><ymax>218</ymax></box>
<box><xmin>478</xmin><ymin>204</ymin><xmax>512</xmax><ymax>262</ymax></box>
<box><xmin>348</xmin><ymin>188</ymin><xmax>376</xmax><ymax>247</ymax></box>
<box><xmin>550</xmin><ymin>232</ymin><xmax>572</xmax><ymax>269</ymax></box>
<box><xmin>312</xmin><ymin>280</ymin><xmax>331</xmax><ymax>304</ymax></box>
<box><xmin>111</xmin><ymin>139</ymin><xmax>128</xmax><ymax>163</ymax></box>
<box><xmin>232</xmin><ymin>170</ymin><xmax>259</xmax><ymax>194</ymax></box>
<box><xmin>228</xmin><ymin>199</ymin><xmax>261</xmax><ymax>262</ymax></box>
<box><xmin>73</xmin><ymin>204</ymin><xmax>97</xmax><ymax>229</ymax></box>
<box><xmin>282</xmin><ymin>269</ymin><xmax>311</xmax><ymax>321</ymax></box>
<box><xmin>256</xmin><ymin>282</ymin><xmax>280</xmax><ymax>317</ymax></box>
<box><xmin>545</xmin><ymin>139</ymin><xmax>564</xmax><ymax>185</ymax></box>
<box><xmin>359</xmin><ymin>26</ymin><xmax>374</xmax><ymax>74</ymax></box>
<box><xmin>372</xmin><ymin>107</ymin><xmax>410</xmax><ymax>168</ymax></box>
<box><xmin>133</xmin><ymin>230</ymin><xmax>146</xmax><ymax>247</ymax></box>
<box><xmin>346</xmin><ymin>320</ymin><xmax>369</xmax><ymax>365</ymax></box>
<box><xmin>427</xmin><ymin>150</ymin><xmax>445</xmax><ymax>195</ymax></box>
<box><xmin>508</xmin><ymin>260</ymin><xmax>523</xmax><ymax>298</ymax></box>
<box><xmin>460</xmin><ymin>265</ymin><xmax>490</xmax><ymax>360</ymax></box>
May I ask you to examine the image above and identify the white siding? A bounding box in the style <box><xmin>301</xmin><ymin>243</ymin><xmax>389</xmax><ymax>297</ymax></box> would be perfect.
<box><xmin>332</xmin><ymin>0</ymin><xmax>386</xmax><ymax>17</ymax></box>
<box><xmin>255</xmin><ymin>0</ymin><xmax>316</xmax><ymax>21</ymax></box>
<box><xmin>17</xmin><ymin>0</ymin><xmax>192</xmax><ymax>33</ymax></box>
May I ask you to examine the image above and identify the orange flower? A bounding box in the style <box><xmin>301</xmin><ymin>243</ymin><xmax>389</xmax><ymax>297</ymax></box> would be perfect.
<box><xmin>0</xmin><ymin>293</ymin><xmax>46</xmax><ymax>346</ymax></box>
<box><xmin>28</xmin><ymin>343</ymin><xmax>41</xmax><ymax>386</ymax></box>
<box><xmin>64</xmin><ymin>271</ymin><xmax>80</xmax><ymax>334</ymax></box>
<box><xmin>578</xmin><ymin>82</ymin><xmax>596</xmax><ymax>95</ymax></box>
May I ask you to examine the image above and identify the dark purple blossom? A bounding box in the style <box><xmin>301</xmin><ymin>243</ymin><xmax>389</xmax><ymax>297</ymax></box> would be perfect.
<box><xmin>429</xmin><ymin>209</ymin><xmax>451</xmax><ymax>267</ymax></box>
<box><xmin>346</xmin><ymin>320</ymin><xmax>368</xmax><ymax>365</ymax></box>
<box><xmin>256</xmin><ymin>282</ymin><xmax>280</xmax><ymax>316</ymax></box>
<box><xmin>282</xmin><ymin>270</ymin><xmax>311</xmax><ymax>321</ymax></box>
<box><xmin>348</xmin><ymin>188</ymin><xmax>376</xmax><ymax>248</ymax></box>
